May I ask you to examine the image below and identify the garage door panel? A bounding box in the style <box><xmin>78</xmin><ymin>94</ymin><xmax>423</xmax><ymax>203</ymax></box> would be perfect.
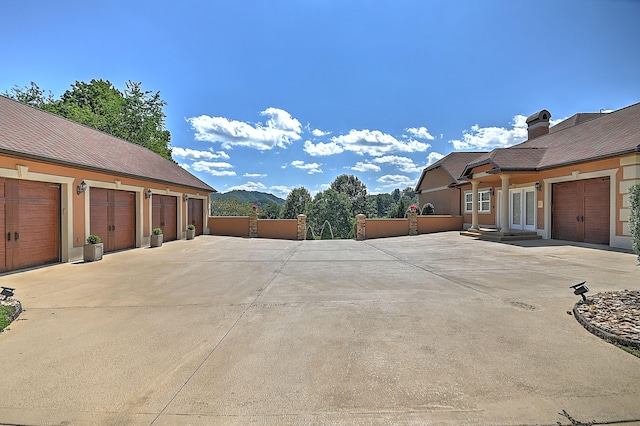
<box><xmin>188</xmin><ymin>199</ymin><xmax>204</xmax><ymax>236</ymax></box>
<box><xmin>552</xmin><ymin>178</ymin><xmax>610</xmax><ymax>245</ymax></box>
<box><xmin>91</xmin><ymin>188</ymin><xmax>136</xmax><ymax>253</ymax></box>
<box><xmin>152</xmin><ymin>195</ymin><xmax>177</xmax><ymax>242</ymax></box>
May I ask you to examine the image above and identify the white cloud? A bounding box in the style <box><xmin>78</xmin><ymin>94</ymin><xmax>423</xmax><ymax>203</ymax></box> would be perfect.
<box><xmin>449</xmin><ymin>115</ymin><xmax>528</xmax><ymax>150</ymax></box>
<box><xmin>351</xmin><ymin>162</ymin><xmax>381</xmax><ymax>173</ymax></box>
<box><xmin>187</xmin><ymin>107</ymin><xmax>303</xmax><ymax>151</ymax></box>
<box><xmin>227</xmin><ymin>181</ymin><xmax>267</xmax><ymax>192</ymax></box>
<box><xmin>270</xmin><ymin>185</ymin><xmax>294</xmax><ymax>197</ymax></box>
<box><xmin>305</xmin><ymin>129</ymin><xmax>431</xmax><ymax>157</ymax></box>
<box><xmin>426</xmin><ymin>152</ymin><xmax>445</xmax><ymax>166</ymax></box>
<box><xmin>312</xmin><ymin>128</ymin><xmax>330</xmax><ymax>137</ymax></box>
<box><xmin>191</xmin><ymin>161</ymin><xmax>236</xmax><ymax>176</ymax></box>
<box><xmin>179</xmin><ymin>163</ymin><xmax>191</xmax><ymax>170</ymax></box>
<box><xmin>172</xmin><ymin>147</ymin><xmax>230</xmax><ymax>160</ymax></box>
<box><xmin>244</xmin><ymin>173</ymin><xmax>267</xmax><ymax>178</ymax></box>
<box><xmin>304</xmin><ymin>140</ymin><xmax>344</xmax><ymax>156</ymax></box>
<box><xmin>373</xmin><ymin>155</ymin><xmax>422</xmax><ymax>173</ymax></box>
<box><xmin>291</xmin><ymin>160</ymin><xmax>323</xmax><ymax>174</ymax></box>
<box><xmin>406</xmin><ymin>126</ymin><xmax>435</xmax><ymax>140</ymax></box>
<box><xmin>376</xmin><ymin>174</ymin><xmax>416</xmax><ymax>187</ymax></box>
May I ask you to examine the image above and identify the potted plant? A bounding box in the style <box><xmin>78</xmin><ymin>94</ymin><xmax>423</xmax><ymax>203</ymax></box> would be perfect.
<box><xmin>150</xmin><ymin>227</ymin><xmax>163</xmax><ymax>247</ymax></box>
<box><xmin>83</xmin><ymin>235</ymin><xmax>103</xmax><ymax>262</ymax></box>
<box><xmin>186</xmin><ymin>223</ymin><xmax>196</xmax><ymax>240</ymax></box>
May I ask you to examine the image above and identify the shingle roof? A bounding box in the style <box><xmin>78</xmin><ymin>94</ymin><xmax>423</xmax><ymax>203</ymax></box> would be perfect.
<box><xmin>462</xmin><ymin>102</ymin><xmax>640</xmax><ymax>176</ymax></box>
<box><xmin>415</xmin><ymin>152</ymin><xmax>487</xmax><ymax>190</ymax></box>
<box><xmin>0</xmin><ymin>95</ymin><xmax>215</xmax><ymax>192</ymax></box>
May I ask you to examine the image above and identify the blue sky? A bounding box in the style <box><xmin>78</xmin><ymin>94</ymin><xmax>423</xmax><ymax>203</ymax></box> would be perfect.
<box><xmin>2</xmin><ymin>0</ymin><xmax>639</xmax><ymax>198</ymax></box>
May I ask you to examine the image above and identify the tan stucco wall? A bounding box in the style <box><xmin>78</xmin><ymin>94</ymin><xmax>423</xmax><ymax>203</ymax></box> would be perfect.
<box><xmin>418</xmin><ymin>187</ymin><xmax>461</xmax><ymax>215</ymax></box>
<box><xmin>0</xmin><ymin>155</ymin><xmax>210</xmax><ymax>261</ymax></box>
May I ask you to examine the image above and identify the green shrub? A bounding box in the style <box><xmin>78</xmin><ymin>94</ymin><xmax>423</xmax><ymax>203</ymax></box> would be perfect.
<box><xmin>153</xmin><ymin>227</ymin><xmax>163</xmax><ymax>235</ymax></box>
<box><xmin>629</xmin><ymin>183</ymin><xmax>640</xmax><ymax>263</ymax></box>
<box><xmin>86</xmin><ymin>235</ymin><xmax>101</xmax><ymax>244</ymax></box>
<box><xmin>187</xmin><ymin>224</ymin><xmax>195</xmax><ymax>230</ymax></box>
<box><xmin>422</xmin><ymin>203</ymin><xmax>435</xmax><ymax>215</ymax></box>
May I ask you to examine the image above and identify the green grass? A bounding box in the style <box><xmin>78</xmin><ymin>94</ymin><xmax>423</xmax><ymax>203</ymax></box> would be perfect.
<box><xmin>612</xmin><ymin>341</ymin><xmax>640</xmax><ymax>358</ymax></box>
<box><xmin>0</xmin><ymin>305</ymin><xmax>16</xmax><ymax>332</ymax></box>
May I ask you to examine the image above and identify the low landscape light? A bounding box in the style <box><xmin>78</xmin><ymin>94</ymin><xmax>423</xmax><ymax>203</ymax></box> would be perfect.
<box><xmin>570</xmin><ymin>281</ymin><xmax>589</xmax><ymax>302</ymax></box>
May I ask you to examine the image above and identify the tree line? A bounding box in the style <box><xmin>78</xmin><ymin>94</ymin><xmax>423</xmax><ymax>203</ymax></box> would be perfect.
<box><xmin>211</xmin><ymin>174</ymin><xmax>430</xmax><ymax>239</ymax></box>
<box><xmin>3</xmin><ymin>80</ymin><xmax>172</xmax><ymax>160</ymax></box>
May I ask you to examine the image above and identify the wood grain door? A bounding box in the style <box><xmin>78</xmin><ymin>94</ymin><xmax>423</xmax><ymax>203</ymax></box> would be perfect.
<box><xmin>152</xmin><ymin>195</ymin><xmax>177</xmax><ymax>242</ymax></box>
<box><xmin>188</xmin><ymin>198</ymin><xmax>204</xmax><ymax>236</ymax></box>
<box><xmin>90</xmin><ymin>188</ymin><xmax>136</xmax><ymax>253</ymax></box>
<box><xmin>0</xmin><ymin>179</ymin><xmax>60</xmax><ymax>272</ymax></box>
<box><xmin>552</xmin><ymin>177</ymin><xmax>610</xmax><ymax>244</ymax></box>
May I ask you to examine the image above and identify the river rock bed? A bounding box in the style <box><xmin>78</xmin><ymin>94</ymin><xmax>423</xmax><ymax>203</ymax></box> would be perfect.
<box><xmin>574</xmin><ymin>289</ymin><xmax>640</xmax><ymax>348</ymax></box>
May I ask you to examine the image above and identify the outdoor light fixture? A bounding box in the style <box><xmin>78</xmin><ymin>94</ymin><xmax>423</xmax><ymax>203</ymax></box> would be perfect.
<box><xmin>489</xmin><ymin>187</ymin><xmax>495</xmax><ymax>196</ymax></box>
<box><xmin>76</xmin><ymin>180</ymin><xmax>88</xmax><ymax>195</ymax></box>
<box><xmin>535</xmin><ymin>182</ymin><xmax>542</xmax><ymax>191</ymax></box>
<box><xmin>1</xmin><ymin>286</ymin><xmax>15</xmax><ymax>300</ymax></box>
<box><xmin>183</xmin><ymin>194</ymin><xmax>189</xmax><ymax>202</ymax></box>
<box><xmin>570</xmin><ymin>281</ymin><xmax>590</xmax><ymax>302</ymax></box>
<box><xmin>145</xmin><ymin>189</ymin><xmax>152</xmax><ymax>199</ymax></box>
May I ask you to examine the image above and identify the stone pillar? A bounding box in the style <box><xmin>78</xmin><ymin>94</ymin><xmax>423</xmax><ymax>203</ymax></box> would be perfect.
<box><xmin>500</xmin><ymin>174</ymin><xmax>511</xmax><ymax>233</ymax></box>
<box><xmin>356</xmin><ymin>214</ymin><xmax>366</xmax><ymax>241</ymax></box>
<box><xmin>408</xmin><ymin>210</ymin><xmax>418</xmax><ymax>236</ymax></box>
<box><xmin>470</xmin><ymin>180</ymin><xmax>479</xmax><ymax>230</ymax></box>
<box><xmin>249</xmin><ymin>212</ymin><xmax>258</xmax><ymax>238</ymax></box>
<box><xmin>297</xmin><ymin>214</ymin><xmax>306</xmax><ymax>240</ymax></box>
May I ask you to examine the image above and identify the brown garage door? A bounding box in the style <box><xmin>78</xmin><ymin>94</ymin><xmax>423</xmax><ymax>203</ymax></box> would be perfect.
<box><xmin>90</xmin><ymin>188</ymin><xmax>136</xmax><ymax>253</ymax></box>
<box><xmin>188</xmin><ymin>198</ymin><xmax>204</xmax><ymax>236</ymax></box>
<box><xmin>152</xmin><ymin>195</ymin><xmax>177</xmax><ymax>242</ymax></box>
<box><xmin>0</xmin><ymin>178</ymin><xmax>60</xmax><ymax>272</ymax></box>
<box><xmin>552</xmin><ymin>177</ymin><xmax>610</xmax><ymax>244</ymax></box>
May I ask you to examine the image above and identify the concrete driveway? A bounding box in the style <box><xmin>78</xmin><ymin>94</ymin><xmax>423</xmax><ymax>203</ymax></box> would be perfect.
<box><xmin>1</xmin><ymin>232</ymin><xmax>639</xmax><ymax>425</ymax></box>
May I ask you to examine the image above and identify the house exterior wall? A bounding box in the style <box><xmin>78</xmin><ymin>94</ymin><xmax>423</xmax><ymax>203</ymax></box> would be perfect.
<box><xmin>0</xmin><ymin>154</ymin><xmax>210</xmax><ymax>262</ymax></box>
<box><xmin>459</xmin><ymin>155</ymin><xmax>636</xmax><ymax>249</ymax></box>
<box><xmin>418</xmin><ymin>187</ymin><xmax>461</xmax><ymax>215</ymax></box>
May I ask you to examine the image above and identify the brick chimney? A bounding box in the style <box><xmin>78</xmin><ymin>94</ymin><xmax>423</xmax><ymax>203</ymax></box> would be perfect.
<box><xmin>525</xmin><ymin>109</ymin><xmax>551</xmax><ymax>140</ymax></box>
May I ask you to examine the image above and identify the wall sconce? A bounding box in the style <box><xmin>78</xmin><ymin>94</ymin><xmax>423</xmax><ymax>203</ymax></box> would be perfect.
<box><xmin>535</xmin><ymin>182</ymin><xmax>542</xmax><ymax>191</ymax></box>
<box><xmin>145</xmin><ymin>189</ymin><xmax>152</xmax><ymax>199</ymax></box>
<box><xmin>76</xmin><ymin>180</ymin><xmax>87</xmax><ymax>195</ymax></box>
<box><xmin>488</xmin><ymin>187</ymin><xmax>494</xmax><ymax>196</ymax></box>
<box><xmin>183</xmin><ymin>194</ymin><xmax>189</xmax><ymax>202</ymax></box>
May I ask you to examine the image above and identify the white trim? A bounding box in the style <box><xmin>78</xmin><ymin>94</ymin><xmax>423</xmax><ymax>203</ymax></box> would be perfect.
<box><xmin>464</xmin><ymin>188</ymin><xmax>492</xmax><ymax>213</ymax></box>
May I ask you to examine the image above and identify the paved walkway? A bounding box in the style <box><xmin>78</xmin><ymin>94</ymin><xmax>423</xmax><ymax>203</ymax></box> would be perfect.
<box><xmin>0</xmin><ymin>233</ymin><xmax>639</xmax><ymax>425</ymax></box>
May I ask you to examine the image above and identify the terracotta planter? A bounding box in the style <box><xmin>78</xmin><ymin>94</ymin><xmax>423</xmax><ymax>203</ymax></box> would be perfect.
<box><xmin>150</xmin><ymin>234</ymin><xmax>163</xmax><ymax>248</ymax></box>
<box><xmin>186</xmin><ymin>229</ymin><xmax>195</xmax><ymax>240</ymax></box>
<box><xmin>83</xmin><ymin>243</ymin><xmax>103</xmax><ymax>262</ymax></box>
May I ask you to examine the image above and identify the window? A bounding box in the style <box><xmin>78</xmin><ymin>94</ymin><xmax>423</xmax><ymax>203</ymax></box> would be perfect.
<box><xmin>465</xmin><ymin>192</ymin><xmax>473</xmax><ymax>213</ymax></box>
<box><xmin>479</xmin><ymin>191</ymin><xmax>490</xmax><ymax>212</ymax></box>
<box><xmin>464</xmin><ymin>190</ymin><xmax>491</xmax><ymax>213</ymax></box>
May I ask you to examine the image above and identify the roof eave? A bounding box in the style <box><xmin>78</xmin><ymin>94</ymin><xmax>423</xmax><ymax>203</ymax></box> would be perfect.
<box><xmin>0</xmin><ymin>148</ymin><xmax>216</xmax><ymax>193</ymax></box>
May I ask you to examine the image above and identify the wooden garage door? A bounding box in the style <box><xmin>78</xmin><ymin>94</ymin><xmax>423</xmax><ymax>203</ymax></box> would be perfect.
<box><xmin>552</xmin><ymin>177</ymin><xmax>610</xmax><ymax>244</ymax></box>
<box><xmin>152</xmin><ymin>195</ymin><xmax>177</xmax><ymax>242</ymax></box>
<box><xmin>188</xmin><ymin>198</ymin><xmax>204</xmax><ymax>236</ymax></box>
<box><xmin>0</xmin><ymin>179</ymin><xmax>60</xmax><ymax>273</ymax></box>
<box><xmin>90</xmin><ymin>188</ymin><xmax>136</xmax><ymax>253</ymax></box>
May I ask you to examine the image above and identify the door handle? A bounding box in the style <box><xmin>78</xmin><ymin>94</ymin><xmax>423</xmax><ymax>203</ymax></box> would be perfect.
<box><xmin>576</xmin><ymin>216</ymin><xmax>580</xmax><ymax>222</ymax></box>
<box><xmin>7</xmin><ymin>232</ymin><xmax>10</xmax><ymax>241</ymax></box>
<box><xmin>14</xmin><ymin>232</ymin><xmax>19</xmax><ymax>241</ymax></box>
<box><xmin>581</xmin><ymin>216</ymin><xmax>584</xmax><ymax>222</ymax></box>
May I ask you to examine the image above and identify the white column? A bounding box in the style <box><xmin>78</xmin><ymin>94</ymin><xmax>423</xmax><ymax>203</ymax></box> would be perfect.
<box><xmin>500</xmin><ymin>174</ymin><xmax>510</xmax><ymax>233</ymax></box>
<box><xmin>470</xmin><ymin>180</ymin><xmax>479</xmax><ymax>230</ymax></box>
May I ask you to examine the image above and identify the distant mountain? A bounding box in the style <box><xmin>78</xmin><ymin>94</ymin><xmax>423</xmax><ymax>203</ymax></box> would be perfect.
<box><xmin>211</xmin><ymin>190</ymin><xmax>285</xmax><ymax>206</ymax></box>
